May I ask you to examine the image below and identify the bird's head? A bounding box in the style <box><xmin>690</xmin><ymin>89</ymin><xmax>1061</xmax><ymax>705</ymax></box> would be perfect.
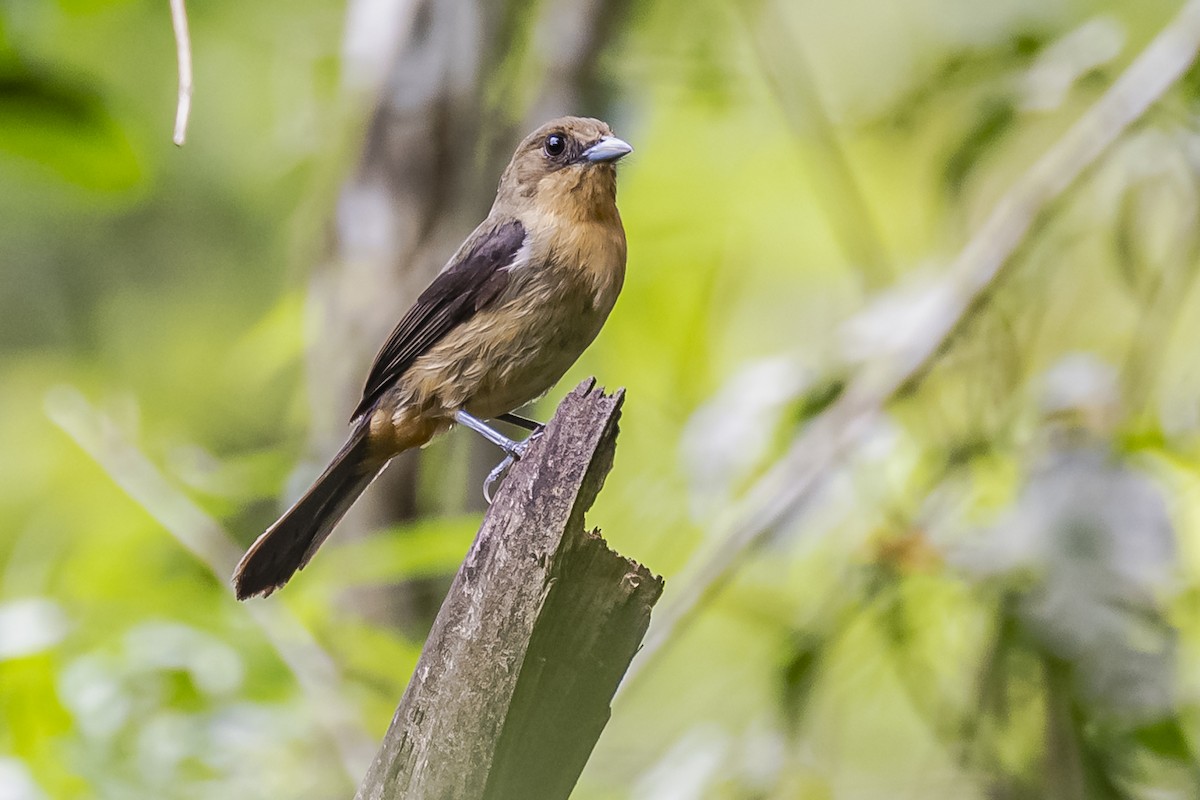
<box><xmin>496</xmin><ymin>116</ymin><xmax>632</xmax><ymax>221</ymax></box>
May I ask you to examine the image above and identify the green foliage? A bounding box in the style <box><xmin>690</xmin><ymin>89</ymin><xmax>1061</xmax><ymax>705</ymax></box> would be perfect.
<box><xmin>5</xmin><ymin>0</ymin><xmax>1200</xmax><ymax>797</ymax></box>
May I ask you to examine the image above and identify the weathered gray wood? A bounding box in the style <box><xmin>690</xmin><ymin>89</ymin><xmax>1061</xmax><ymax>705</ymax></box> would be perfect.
<box><xmin>355</xmin><ymin>379</ymin><xmax>663</xmax><ymax>800</ymax></box>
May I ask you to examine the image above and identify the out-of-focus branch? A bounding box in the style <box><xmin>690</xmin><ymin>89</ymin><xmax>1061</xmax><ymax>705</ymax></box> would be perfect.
<box><xmin>169</xmin><ymin>0</ymin><xmax>192</xmax><ymax>146</ymax></box>
<box><xmin>625</xmin><ymin>0</ymin><xmax>1200</xmax><ymax>688</ymax></box>
<box><xmin>45</xmin><ymin>387</ymin><xmax>375</xmax><ymax>783</ymax></box>
<box><xmin>744</xmin><ymin>0</ymin><xmax>891</xmax><ymax>289</ymax></box>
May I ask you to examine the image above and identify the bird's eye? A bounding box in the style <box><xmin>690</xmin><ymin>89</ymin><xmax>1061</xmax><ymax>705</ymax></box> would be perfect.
<box><xmin>543</xmin><ymin>133</ymin><xmax>566</xmax><ymax>157</ymax></box>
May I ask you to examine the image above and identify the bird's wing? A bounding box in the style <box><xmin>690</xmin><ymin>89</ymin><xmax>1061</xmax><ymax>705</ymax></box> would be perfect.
<box><xmin>351</xmin><ymin>218</ymin><xmax>528</xmax><ymax>421</ymax></box>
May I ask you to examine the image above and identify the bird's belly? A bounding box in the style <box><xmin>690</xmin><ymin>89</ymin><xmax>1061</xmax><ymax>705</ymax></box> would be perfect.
<box><xmin>396</xmin><ymin>283</ymin><xmax>612</xmax><ymax>420</ymax></box>
<box><xmin>464</xmin><ymin>297</ymin><xmax>607</xmax><ymax>418</ymax></box>
<box><xmin>465</xmin><ymin>328</ymin><xmax>595</xmax><ymax>418</ymax></box>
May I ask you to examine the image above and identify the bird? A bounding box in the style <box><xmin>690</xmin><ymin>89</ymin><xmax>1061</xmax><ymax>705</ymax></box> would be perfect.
<box><xmin>233</xmin><ymin>116</ymin><xmax>631</xmax><ymax>600</ymax></box>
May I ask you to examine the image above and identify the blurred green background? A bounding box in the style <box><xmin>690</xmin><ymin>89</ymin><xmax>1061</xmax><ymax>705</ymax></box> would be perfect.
<box><xmin>5</xmin><ymin>0</ymin><xmax>1200</xmax><ymax>797</ymax></box>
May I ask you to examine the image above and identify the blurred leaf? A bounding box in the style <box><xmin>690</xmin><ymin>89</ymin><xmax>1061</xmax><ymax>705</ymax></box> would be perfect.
<box><xmin>299</xmin><ymin>515</ymin><xmax>479</xmax><ymax>590</ymax></box>
<box><xmin>791</xmin><ymin>376</ymin><xmax>845</xmax><ymax>425</ymax></box>
<box><xmin>0</xmin><ymin>68</ymin><xmax>140</xmax><ymax>192</ymax></box>
<box><xmin>1134</xmin><ymin>717</ymin><xmax>1193</xmax><ymax>761</ymax></box>
<box><xmin>943</xmin><ymin>95</ymin><xmax>1016</xmax><ymax>195</ymax></box>
<box><xmin>223</xmin><ymin>293</ymin><xmax>307</xmax><ymax>393</ymax></box>
<box><xmin>779</xmin><ymin>632</ymin><xmax>823</xmax><ymax>735</ymax></box>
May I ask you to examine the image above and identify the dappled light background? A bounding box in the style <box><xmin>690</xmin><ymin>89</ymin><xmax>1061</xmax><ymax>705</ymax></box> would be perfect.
<box><xmin>4</xmin><ymin>0</ymin><xmax>1200</xmax><ymax>797</ymax></box>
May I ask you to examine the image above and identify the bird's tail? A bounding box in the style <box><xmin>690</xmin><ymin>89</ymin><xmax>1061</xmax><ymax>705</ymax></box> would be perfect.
<box><xmin>233</xmin><ymin>426</ymin><xmax>382</xmax><ymax>599</ymax></box>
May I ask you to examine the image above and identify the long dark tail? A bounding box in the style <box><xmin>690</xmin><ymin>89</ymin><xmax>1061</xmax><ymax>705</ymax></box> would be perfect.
<box><xmin>233</xmin><ymin>426</ymin><xmax>382</xmax><ymax>599</ymax></box>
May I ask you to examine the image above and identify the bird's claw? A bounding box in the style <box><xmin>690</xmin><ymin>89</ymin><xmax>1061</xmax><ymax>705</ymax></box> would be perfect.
<box><xmin>482</xmin><ymin>428</ymin><xmax>544</xmax><ymax>504</ymax></box>
<box><xmin>484</xmin><ymin>453</ymin><xmax>516</xmax><ymax>504</ymax></box>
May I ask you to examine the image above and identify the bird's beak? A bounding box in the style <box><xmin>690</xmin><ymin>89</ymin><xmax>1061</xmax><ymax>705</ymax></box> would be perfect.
<box><xmin>583</xmin><ymin>136</ymin><xmax>633</xmax><ymax>163</ymax></box>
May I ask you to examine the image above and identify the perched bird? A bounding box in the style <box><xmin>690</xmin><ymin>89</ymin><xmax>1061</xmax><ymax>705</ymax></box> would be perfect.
<box><xmin>233</xmin><ymin>116</ymin><xmax>631</xmax><ymax>600</ymax></box>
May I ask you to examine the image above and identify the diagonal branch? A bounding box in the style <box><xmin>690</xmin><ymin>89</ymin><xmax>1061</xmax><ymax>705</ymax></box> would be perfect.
<box><xmin>744</xmin><ymin>0</ymin><xmax>891</xmax><ymax>288</ymax></box>
<box><xmin>625</xmin><ymin>0</ymin><xmax>1200</xmax><ymax>688</ymax></box>
<box><xmin>45</xmin><ymin>386</ymin><xmax>375</xmax><ymax>783</ymax></box>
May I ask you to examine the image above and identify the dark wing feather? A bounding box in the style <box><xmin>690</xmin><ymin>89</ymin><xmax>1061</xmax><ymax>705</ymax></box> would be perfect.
<box><xmin>351</xmin><ymin>218</ymin><xmax>526</xmax><ymax>420</ymax></box>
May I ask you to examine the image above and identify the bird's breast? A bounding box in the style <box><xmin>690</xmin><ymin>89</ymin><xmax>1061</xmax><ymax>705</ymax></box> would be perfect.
<box><xmin>521</xmin><ymin>212</ymin><xmax>625</xmax><ymax>312</ymax></box>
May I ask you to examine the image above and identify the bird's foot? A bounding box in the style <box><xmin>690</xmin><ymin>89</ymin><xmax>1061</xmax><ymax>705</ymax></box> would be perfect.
<box><xmin>483</xmin><ymin>427</ymin><xmax>545</xmax><ymax>504</ymax></box>
<box><xmin>453</xmin><ymin>409</ymin><xmax>549</xmax><ymax>503</ymax></box>
<box><xmin>483</xmin><ymin>454</ymin><xmax>516</xmax><ymax>504</ymax></box>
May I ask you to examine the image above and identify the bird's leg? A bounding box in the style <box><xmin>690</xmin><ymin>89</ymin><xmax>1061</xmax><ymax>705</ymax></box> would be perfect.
<box><xmin>454</xmin><ymin>409</ymin><xmax>524</xmax><ymax>455</ymax></box>
<box><xmin>496</xmin><ymin>412</ymin><xmax>544</xmax><ymax>433</ymax></box>
<box><xmin>454</xmin><ymin>410</ymin><xmax>542</xmax><ymax>503</ymax></box>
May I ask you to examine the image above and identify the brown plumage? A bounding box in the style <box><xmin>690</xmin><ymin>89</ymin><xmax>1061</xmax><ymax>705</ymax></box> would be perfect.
<box><xmin>233</xmin><ymin>116</ymin><xmax>631</xmax><ymax>600</ymax></box>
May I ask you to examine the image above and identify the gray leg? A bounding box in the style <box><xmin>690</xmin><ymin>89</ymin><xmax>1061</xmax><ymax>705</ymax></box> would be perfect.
<box><xmin>455</xmin><ymin>409</ymin><xmax>541</xmax><ymax>503</ymax></box>
<box><xmin>454</xmin><ymin>409</ymin><xmax>523</xmax><ymax>455</ymax></box>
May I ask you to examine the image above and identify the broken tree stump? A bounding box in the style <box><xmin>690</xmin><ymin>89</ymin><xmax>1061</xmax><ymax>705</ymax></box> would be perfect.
<box><xmin>355</xmin><ymin>379</ymin><xmax>663</xmax><ymax>800</ymax></box>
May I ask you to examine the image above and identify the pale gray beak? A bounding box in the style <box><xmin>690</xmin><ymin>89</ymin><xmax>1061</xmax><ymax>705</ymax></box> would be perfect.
<box><xmin>583</xmin><ymin>136</ymin><xmax>633</xmax><ymax>163</ymax></box>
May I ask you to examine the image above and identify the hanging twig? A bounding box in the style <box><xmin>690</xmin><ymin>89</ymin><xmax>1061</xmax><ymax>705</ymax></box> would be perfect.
<box><xmin>170</xmin><ymin>0</ymin><xmax>193</xmax><ymax>146</ymax></box>
<box><xmin>624</xmin><ymin>0</ymin><xmax>1200</xmax><ymax>689</ymax></box>
<box><xmin>45</xmin><ymin>387</ymin><xmax>375</xmax><ymax>783</ymax></box>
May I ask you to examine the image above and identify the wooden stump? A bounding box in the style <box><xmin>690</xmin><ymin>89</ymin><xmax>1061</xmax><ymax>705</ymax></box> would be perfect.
<box><xmin>356</xmin><ymin>380</ymin><xmax>663</xmax><ymax>800</ymax></box>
